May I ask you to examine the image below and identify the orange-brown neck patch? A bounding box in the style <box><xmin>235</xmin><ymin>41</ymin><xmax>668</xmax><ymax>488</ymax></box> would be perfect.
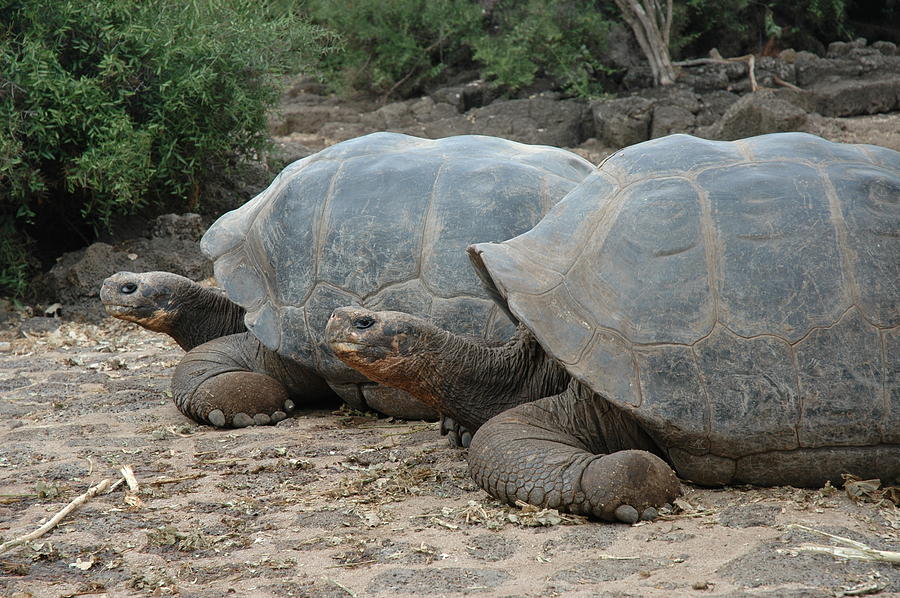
<box><xmin>117</xmin><ymin>308</ymin><xmax>176</xmax><ymax>335</ymax></box>
<box><xmin>335</xmin><ymin>349</ymin><xmax>444</xmax><ymax>413</ymax></box>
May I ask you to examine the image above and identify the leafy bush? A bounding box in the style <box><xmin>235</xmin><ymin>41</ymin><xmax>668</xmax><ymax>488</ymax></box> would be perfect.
<box><xmin>306</xmin><ymin>0</ymin><xmax>613</xmax><ymax>98</ymax></box>
<box><xmin>472</xmin><ymin>0</ymin><xmax>613</xmax><ymax>97</ymax></box>
<box><xmin>0</xmin><ymin>0</ymin><xmax>332</xmax><ymax>297</ymax></box>
<box><xmin>308</xmin><ymin>0</ymin><xmax>885</xmax><ymax>101</ymax></box>
<box><xmin>671</xmin><ymin>0</ymin><xmax>854</xmax><ymax>58</ymax></box>
<box><xmin>304</xmin><ymin>0</ymin><xmax>483</xmax><ymax>97</ymax></box>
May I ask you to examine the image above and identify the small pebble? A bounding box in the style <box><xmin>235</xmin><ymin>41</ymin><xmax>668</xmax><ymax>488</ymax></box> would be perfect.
<box><xmin>0</xmin><ymin>341</ymin><xmax>11</xmax><ymax>352</ymax></box>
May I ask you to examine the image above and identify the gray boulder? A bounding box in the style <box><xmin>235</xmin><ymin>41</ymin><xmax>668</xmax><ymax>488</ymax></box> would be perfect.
<box><xmin>826</xmin><ymin>38</ymin><xmax>873</xmax><ymax>58</ymax></box>
<box><xmin>677</xmin><ymin>61</ymin><xmax>748</xmax><ymax>92</ymax></box>
<box><xmin>695</xmin><ymin>91</ymin><xmax>741</xmax><ymax>127</ymax></box>
<box><xmin>651</xmin><ymin>103</ymin><xmax>695</xmax><ymax>138</ymax></box>
<box><xmin>794</xmin><ymin>49</ymin><xmax>900</xmax><ymax>88</ymax></box>
<box><xmin>151</xmin><ymin>213</ymin><xmax>204</xmax><ymax>241</ymax></box>
<box><xmin>44</xmin><ymin>214</ymin><xmax>211</xmax><ymax>319</ymax></box>
<box><xmin>271</xmin><ymin>101</ymin><xmax>368</xmax><ymax>137</ymax></box>
<box><xmin>430</xmin><ymin>80</ymin><xmax>496</xmax><ymax>112</ymax></box>
<box><xmin>871</xmin><ymin>41</ymin><xmax>897</xmax><ymax>56</ymax></box>
<box><xmin>801</xmin><ymin>76</ymin><xmax>900</xmax><ymax>117</ymax></box>
<box><xmin>754</xmin><ymin>56</ymin><xmax>797</xmax><ymax>87</ymax></box>
<box><xmin>699</xmin><ymin>90</ymin><xmax>807</xmax><ymax>140</ymax></box>
<box><xmin>591</xmin><ymin>96</ymin><xmax>654</xmax><ymax>147</ymax></box>
<box><xmin>426</xmin><ymin>97</ymin><xmax>593</xmax><ymax>148</ymax></box>
<box><xmin>644</xmin><ymin>88</ymin><xmax>702</xmax><ymax>138</ymax></box>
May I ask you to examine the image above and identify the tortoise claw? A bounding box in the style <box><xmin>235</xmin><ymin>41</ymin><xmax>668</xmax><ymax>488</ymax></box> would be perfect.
<box><xmin>640</xmin><ymin>506</ymin><xmax>659</xmax><ymax>521</ymax></box>
<box><xmin>232</xmin><ymin>413</ymin><xmax>253</xmax><ymax>427</ymax></box>
<box><xmin>440</xmin><ymin>416</ymin><xmax>474</xmax><ymax>448</ymax></box>
<box><xmin>614</xmin><ymin>505</ymin><xmax>639</xmax><ymax>524</ymax></box>
<box><xmin>208</xmin><ymin>409</ymin><xmax>226</xmax><ymax>427</ymax></box>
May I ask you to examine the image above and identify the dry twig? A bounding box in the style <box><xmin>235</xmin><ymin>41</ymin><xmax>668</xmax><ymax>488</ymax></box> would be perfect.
<box><xmin>323</xmin><ymin>576</ymin><xmax>357</xmax><ymax>596</ymax></box>
<box><xmin>121</xmin><ymin>465</ymin><xmax>139</xmax><ymax>494</ymax></box>
<box><xmin>674</xmin><ymin>53</ymin><xmax>758</xmax><ymax>91</ymax></box>
<box><xmin>0</xmin><ymin>494</ymin><xmax>35</xmax><ymax>505</ymax></box>
<box><xmin>788</xmin><ymin>524</ymin><xmax>900</xmax><ymax>564</ymax></box>
<box><xmin>773</xmin><ymin>75</ymin><xmax>802</xmax><ymax>92</ymax></box>
<box><xmin>146</xmin><ymin>473</ymin><xmax>206</xmax><ymax>485</ymax></box>
<box><xmin>326</xmin><ymin>559</ymin><xmax>376</xmax><ymax>569</ymax></box>
<box><xmin>0</xmin><ymin>478</ymin><xmax>114</xmax><ymax>555</ymax></box>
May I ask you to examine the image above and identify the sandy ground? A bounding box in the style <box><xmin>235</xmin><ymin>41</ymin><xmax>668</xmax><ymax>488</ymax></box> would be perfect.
<box><xmin>0</xmin><ymin>315</ymin><xmax>897</xmax><ymax>598</ymax></box>
<box><xmin>2</xmin><ymin>112</ymin><xmax>900</xmax><ymax>598</ymax></box>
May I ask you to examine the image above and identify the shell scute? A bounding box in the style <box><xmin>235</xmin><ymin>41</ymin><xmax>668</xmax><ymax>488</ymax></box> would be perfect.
<box><xmin>794</xmin><ymin>308</ymin><xmax>884</xmax><ymax>448</ymax></box>
<box><xmin>574</xmin><ymin>176</ymin><xmax>713</xmax><ymax>345</ymax></box>
<box><xmin>694</xmin><ymin>326</ymin><xmax>799</xmax><ymax>458</ymax></box>
<box><xmin>700</xmin><ymin>160</ymin><xmax>848</xmax><ymax>341</ymax></box>
<box><xmin>827</xmin><ymin>162</ymin><xmax>900</xmax><ymax>327</ymax></box>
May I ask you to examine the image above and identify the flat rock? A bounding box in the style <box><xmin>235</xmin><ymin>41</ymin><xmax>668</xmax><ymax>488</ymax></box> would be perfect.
<box><xmin>804</xmin><ymin>76</ymin><xmax>900</xmax><ymax>116</ymax></box>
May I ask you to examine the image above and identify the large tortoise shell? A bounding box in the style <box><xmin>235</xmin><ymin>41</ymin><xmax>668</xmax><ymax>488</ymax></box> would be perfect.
<box><xmin>470</xmin><ymin>133</ymin><xmax>899</xmax><ymax>481</ymax></box>
<box><xmin>201</xmin><ymin>132</ymin><xmax>595</xmax><ymax>389</ymax></box>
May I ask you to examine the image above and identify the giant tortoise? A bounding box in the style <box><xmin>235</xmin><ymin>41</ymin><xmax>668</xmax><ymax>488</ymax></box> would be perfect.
<box><xmin>326</xmin><ymin>132</ymin><xmax>900</xmax><ymax>522</ymax></box>
<box><xmin>101</xmin><ymin>132</ymin><xmax>595</xmax><ymax>429</ymax></box>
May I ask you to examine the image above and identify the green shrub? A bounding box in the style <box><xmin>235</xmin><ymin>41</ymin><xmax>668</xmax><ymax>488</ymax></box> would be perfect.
<box><xmin>303</xmin><ymin>0</ymin><xmax>876</xmax><ymax>100</ymax></box>
<box><xmin>472</xmin><ymin>0</ymin><xmax>613</xmax><ymax>98</ymax></box>
<box><xmin>304</xmin><ymin>0</ymin><xmax>483</xmax><ymax>97</ymax></box>
<box><xmin>305</xmin><ymin>0</ymin><xmax>613</xmax><ymax>98</ymax></box>
<box><xmin>0</xmin><ymin>223</ymin><xmax>33</xmax><ymax>299</ymax></box>
<box><xmin>672</xmin><ymin>0</ymin><xmax>853</xmax><ymax>58</ymax></box>
<box><xmin>0</xmin><ymin>0</ymin><xmax>333</xmax><ymax>297</ymax></box>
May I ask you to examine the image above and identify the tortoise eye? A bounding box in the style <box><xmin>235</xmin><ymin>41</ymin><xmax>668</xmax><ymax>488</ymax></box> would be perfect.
<box><xmin>120</xmin><ymin>282</ymin><xmax>138</xmax><ymax>294</ymax></box>
<box><xmin>353</xmin><ymin>316</ymin><xmax>375</xmax><ymax>330</ymax></box>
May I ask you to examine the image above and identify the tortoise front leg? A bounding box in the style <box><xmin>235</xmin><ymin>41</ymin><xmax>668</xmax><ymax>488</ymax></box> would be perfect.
<box><xmin>467</xmin><ymin>382</ymin><xmax>680</xmax><ymax>522</ymax></box>
<box><xmin>171</xmin><ymin>332</ymin><xmax>338</xmax><ymax>427</ymax></box>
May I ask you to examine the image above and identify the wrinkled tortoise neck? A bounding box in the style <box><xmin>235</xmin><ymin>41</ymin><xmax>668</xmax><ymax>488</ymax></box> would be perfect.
<box><xmin>168</xmin><ymin>283</ymin><xmax>247</xmax><ymax>351</ymax></box>
<box><xmin>400</xmin><ymin>325</ymin><xmax>570</xmax><ymax>433</ymax></box>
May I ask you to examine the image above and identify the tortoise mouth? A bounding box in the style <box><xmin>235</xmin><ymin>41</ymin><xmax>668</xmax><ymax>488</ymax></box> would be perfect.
<box><xmin>103</xmin><ymin>303</ymin><xmax>133</xmax><ymax>315</ymax></box>
<box><xmin>103</xmin><ymin>305</ymin><xmax>174</xmax><ymax>331</ymax></box>
<box><xmin>329</xmin><ymin>340</ymin><xmax>363</xmax><ymax>352</ymax></box>
<box><xmin>328</xmin><ymin>340</ymin><xmax>372</xmax><ymax>358</ymax></box>
<box><xmin>102</xmin><ymin>302</ymin><xmax>156</xmax><ymax>315</ymax></box>
<box><xmin>328</xmin><ymin>339</ymin><xmax>394</xmax><ymax>367</ymax></box>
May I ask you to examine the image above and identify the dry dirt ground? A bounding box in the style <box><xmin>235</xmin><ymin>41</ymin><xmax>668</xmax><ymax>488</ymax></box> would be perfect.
<box><xmin>2</xmin><ymin>114</ymin><xmax>900</xmax><ymax>598</ymax></box>
<box><xmin>1</xmin><ymin>318</ymin><xmax>897</xmax><ymax>598</ymax></box>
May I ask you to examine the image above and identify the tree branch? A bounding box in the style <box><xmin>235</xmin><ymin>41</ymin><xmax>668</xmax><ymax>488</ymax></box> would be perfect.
<box><xmin>614</xmin><ymin>0</ymin><xmax>675</xmax><ymax>86</ymax></box>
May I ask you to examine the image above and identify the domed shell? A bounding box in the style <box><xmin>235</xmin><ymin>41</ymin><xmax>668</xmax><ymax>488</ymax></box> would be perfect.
<box><xmin>470</xmin><ymin>133</ymin><xmax>899</xmax><ymax>482</ymax></box>
<box><xmin>201</xmin><ymin>132</ymin><xmax>595</xmax><ymax>385</ymax></box>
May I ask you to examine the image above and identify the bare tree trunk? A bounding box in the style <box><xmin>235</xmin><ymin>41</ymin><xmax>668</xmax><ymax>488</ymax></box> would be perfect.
<box><xmin>614</xmin><ymin>0</ymin><xmax>676</xmax><ymax>86</ymax></box>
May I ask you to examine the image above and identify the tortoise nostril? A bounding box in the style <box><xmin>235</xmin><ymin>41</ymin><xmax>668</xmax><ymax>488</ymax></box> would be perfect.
<box><xmin>121</xmin><ymin>282</ymin><xmax>138</xmax><ymax>294</ymax></box>
<box><xmin>353</xmin><ymin>316</ymin><xmax>375</xmax><ymax>330</ymax></box>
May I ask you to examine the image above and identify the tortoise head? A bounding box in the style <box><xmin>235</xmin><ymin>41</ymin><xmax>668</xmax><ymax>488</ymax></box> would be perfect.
<box><xmin>325</xmin><ymin>307</ymin><xmax>440</xmax><ymax>385</ymax></box>
<box><xmin>100</xmin><ymin>271</ymin><xmax>195</xmax><ymax>334</ymax></box>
